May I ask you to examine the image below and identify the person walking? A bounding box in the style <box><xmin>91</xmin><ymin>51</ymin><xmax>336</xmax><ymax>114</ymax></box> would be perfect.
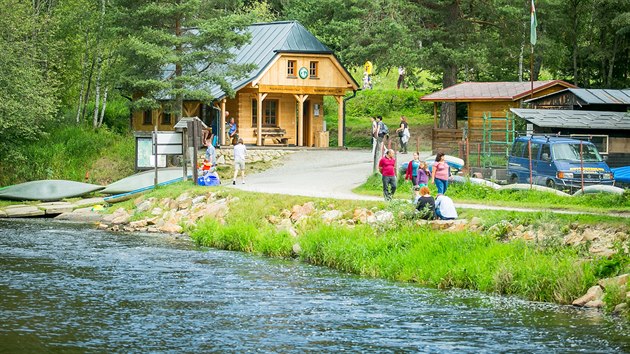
<box><xmin>378</xmin><ymin>149</ymin><xmax>397</xmax><ymax>201</ymax></box>
<box><xmin>395</xmin><ymin>116</ymin><xmax>409</xmax><ymax>154</ymax></box>
<box><xmin>431</xmin><ymin>152</ymin><xmax>450</xmax><ymax>195</ymax></box>
<box><xmin>405</xmin><ymin>152</ymin><xmax>421</xmax><ymax>187</ymax></box>
<box><xmin>397</xmin><ymin>66</ymin><xmax>406</xmax><ymax>89</ymax></box>
<box><xmin>232</xmin><ymin>138</ymin><xmax>246</xmax><ymax>185</ymax></box>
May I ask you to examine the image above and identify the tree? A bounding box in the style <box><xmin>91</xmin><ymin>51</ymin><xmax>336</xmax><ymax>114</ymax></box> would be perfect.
<box><xmin>110</xmin><ymin>0</ymin><xmax>256</xmax><ymax>118</ymax></box>
<box><xmin>0</xmin><ymin>0</ymin><xmax>58</xmax><ymax>156</ymax></box>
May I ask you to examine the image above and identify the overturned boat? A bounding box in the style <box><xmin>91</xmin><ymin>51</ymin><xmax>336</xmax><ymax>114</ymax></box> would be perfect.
<box><xmin>0</xmin><ymin>180</ymin><xmax>105</xmax><ymax>202</ymax></box>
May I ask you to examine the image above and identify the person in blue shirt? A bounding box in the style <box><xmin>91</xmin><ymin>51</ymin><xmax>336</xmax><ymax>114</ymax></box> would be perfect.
<box><xmin>226</xmin><ymin>111</ymin><xmax>238</xmax><ymax>145</ymax></box>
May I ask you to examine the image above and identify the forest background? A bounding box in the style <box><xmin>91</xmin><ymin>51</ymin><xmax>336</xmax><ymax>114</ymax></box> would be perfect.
<box><xmin>1</xmin><ymin>0</ymin><xmax>629</xmax><ymax>186</ymax></box>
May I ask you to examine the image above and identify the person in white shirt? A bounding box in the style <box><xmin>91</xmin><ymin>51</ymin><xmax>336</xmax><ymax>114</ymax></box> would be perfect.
<box><xmin>435</xmin><ymin>194</ymin><xmax>457</xmax><ymax>220</ymax></box>
<box><xmin>232</xmin><ymin>138</ymin><xmax>247</xmax><ymax>185</ymax></box>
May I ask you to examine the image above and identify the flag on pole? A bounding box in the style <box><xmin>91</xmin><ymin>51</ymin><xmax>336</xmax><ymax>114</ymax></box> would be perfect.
<box><xmin>530</xmin><ymin>0</ymin><xmax>538</xmax><ymax>46</ymax></box>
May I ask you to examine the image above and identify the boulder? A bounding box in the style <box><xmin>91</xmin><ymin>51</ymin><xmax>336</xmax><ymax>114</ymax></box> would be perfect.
<box><xmin>4</xmin><ymin>206</ymin><xmax>45</xmax><ymax>218</ymax></box>
<box><xmin>584</xmin><ymin>300</ymin><xmax>604</xmax><ymax>308</ymax></box>
<box><xmin>129</xmin><ymin>220</ymin><xmax>148</xmax><ymax>228</ymax></box>
<box><xmin>176</xmin><ymin>193</ymin><xmax>191</xmax><ymax>202</ymax></box>
<box><xmin>55</xmin><ymin>208</ymin><xmax>103</xmax><ymax>222</ymax></box>
<box><xmin>290</xmin><ymin>202</ymin><xmax>315</xmax><ymax>222</ymax></box>
<box><xmin>572</xmin><ymin>285</ymin><xmax>604</xmax><ymax>307</ymax></box>
<box><xmin>111</xmin><ymin>212</ymin><xmax>131</xmax><ymax>225</ymax></box>
<box><xmin>0</xmin><ymin>209</ymin><xmax>6</xmax><ymax>217</ymax></box>
<box><xmin>292</xmin><ymin>243</ymin><xmax>302</xmax><ymax>255</ymax></box>
<box><xmin>136</xmin><ymin>200</ymin><xmax>154</xmax><ymax>213</ymax></box>
<box><xmin>321</xmin><ymin>210</ymin><xmax>343</xmax><ymax>223</ymax></box>
<box><xmin>192</xmin><ymin>195</ymin><xmax>206</xmax><ymax>204</ymax></box>
<box><xmin>598</xmin><ymin>274</ymin><xmax>629</xmax><ymax>290</ymax></box>
<box><xmin>160</xmin><ymin>222</ymin><xmax>183</xmax><ymax>234</ymax></box>
<box><xmin>372</xmin><ymin>210</ymin><xmax>394</xmax><ymax>225</ymax></box>
<box><xmin>277</xmin><ymin>218</ymin><xmax>297</xmax><ymax>237</ymax></box>
<box><xmin>613</xmin><ymin>303</ymin><xmax>627</xmax><ymax>314</ymax></box>
<box><xmin>352</xmin><ymin>208</ymin><xmax>373</xmax><ymax>224</ymax></box>
<box><xmin>151</xmin><ymin>207</ymin><xmax>163</xmax><ymax>216</ymax></box>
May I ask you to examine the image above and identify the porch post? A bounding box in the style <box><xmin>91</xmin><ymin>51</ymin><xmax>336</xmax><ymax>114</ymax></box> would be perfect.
<box><xmin>335</xmin><ymin>96</ymin><xmax>343</xmax><ymax>147</ymax></box>
<box><xmin>257</xmin><ymin>92</ymin><xmax>267</xmax><ymax>146</ymax></box>
<box><xmin>220</xmin><ymin>99</ymin><xmax>226</xmax><ymax>145</ymax></box>
<box><xmin>433</xmin><ymin>102</ymin><xmax>438</xmax><ymax>128</ymax></box>
<box><xmin>294</xmin><ymin>94</ymin><xmax>308</xmax><ymax>146</ymax></box>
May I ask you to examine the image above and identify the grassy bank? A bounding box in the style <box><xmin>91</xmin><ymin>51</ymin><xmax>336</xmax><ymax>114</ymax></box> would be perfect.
<box><xmin>182</xmin><ymin>188</ymin><xmax>629</xmax><ymax>309</ymax></box>
<box><xmin>354</xmin><ymin>173</ymin><xmax>630</xmax><ymax>214</ymax></box>
<box><xmin>0</xmin><ymin>125</ymin><xmax>135</xmax><ymax>186</ymax></box>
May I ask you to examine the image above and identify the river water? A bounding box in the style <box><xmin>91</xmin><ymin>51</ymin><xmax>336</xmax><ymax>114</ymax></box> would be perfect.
<box><xmin>1</xmin><ymin>220</ymin><xmax>628</xmax><ymax>353</ymax></box>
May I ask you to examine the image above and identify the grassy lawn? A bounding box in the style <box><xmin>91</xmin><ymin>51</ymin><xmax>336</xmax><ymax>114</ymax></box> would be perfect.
<box><xmin>354</xmin><ymin>172</ymin><xmax>630</xmax><ymax>214</ymax></box>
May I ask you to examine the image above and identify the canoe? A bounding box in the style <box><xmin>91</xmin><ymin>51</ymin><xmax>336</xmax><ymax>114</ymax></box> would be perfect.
<box><xmin>451</xmin><ymin>175</ymin><xmax>501</xmax><ymax>190</ymax></box>
<box><xmin>0</xmin><ymin>180</ymin><xmax>105</xmax><ymax>202</ymax></box>
<box><xmin>572</xmin><ymin>185</ymin><xmax>625</xmax><ymax>196</ymax></box>
<box><xmin>499</xmin><ymin>183</ymin><xmax>571</xmax><ymax>197</ymax></box>
<box><xmin>101</xmin><ymin>168</ymin><xmax>189</xmax><ymax>194</ymax></box>
<box><xmin>426</xmin><ymin>155</ymin><xmax>465</xmax><ymax>170</ymax></box>
<box><xmin>611</xmin><ymin>166</ymin><xmax>630</xmax><ymax>184</ymax></box>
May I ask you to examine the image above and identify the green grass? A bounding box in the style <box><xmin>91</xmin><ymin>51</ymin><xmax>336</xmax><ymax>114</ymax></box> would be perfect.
<box><xmin>354</xmin><ymin>173</ymin><xmax>630</xmax><ymax>214</ymax></box>
<box><xmin>184</xmin><ymin>188</ymin><xmax>630</xmax><ymax>305</ymax></box>
<box><xmin>0</xmin><ymin>125</ymin><xmax>135</xmax><ymax>186</ymax></box>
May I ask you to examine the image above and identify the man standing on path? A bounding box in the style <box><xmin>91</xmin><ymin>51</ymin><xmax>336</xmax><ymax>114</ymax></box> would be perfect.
<box><xmin>378</xmin><ymin>149</ymin><xmax>397</xmax><ymax>201</ymax></box>
<box><xmin>232</xmin><ymin>138</ymin><xmax>246</xmax><ymax>185</ymax></box>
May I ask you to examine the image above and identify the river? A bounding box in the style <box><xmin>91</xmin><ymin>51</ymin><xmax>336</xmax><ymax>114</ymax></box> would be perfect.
<box><xmin>0</xmin><ymin>220</ymin><xmax>628</xmax><ymax>353</ymax></box>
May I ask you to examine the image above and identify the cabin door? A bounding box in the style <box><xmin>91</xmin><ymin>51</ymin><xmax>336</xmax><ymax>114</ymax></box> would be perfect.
<box><xmin>302</xmin><ymin>100</ymin><xmax>311</xmax><ymax>147</ymax></box>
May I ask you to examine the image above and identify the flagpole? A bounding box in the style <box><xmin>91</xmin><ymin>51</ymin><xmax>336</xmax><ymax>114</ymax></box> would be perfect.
<box><xmin>530</xmin><ymin>45</ymin><xmax>534</xmax><ymax>100</ymax></box>
<box><xmin>529</xmin><ymin>0</ymin><xmax>537</xmax><ymax>101</ymax></box>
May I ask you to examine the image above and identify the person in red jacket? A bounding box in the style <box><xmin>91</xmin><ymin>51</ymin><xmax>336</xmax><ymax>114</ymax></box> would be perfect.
<box><xmin>378</xmin><ymin>149</ymin><xmax>397</xmax><ymax>201</ymax></box>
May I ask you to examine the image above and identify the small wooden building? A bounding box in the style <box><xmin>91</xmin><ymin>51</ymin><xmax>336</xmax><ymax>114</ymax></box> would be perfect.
<box><xmin>420</xmin><ymin>81</ymin><xmax>575</xmax><ymax>153</ymax></box>
<box><xmin>525</xmin><ymin>88</ymin><xmax>630</xmax><ymax>112</ymax></box>
<box><xmin>510</xmin><ymin>108</ymin><xmax>630</xmax><ymax>168</ymax></box>
<box><xmin>132</xmin><ymin>21</ymin><xmax>359</xmax><ymax>147</ymax></box>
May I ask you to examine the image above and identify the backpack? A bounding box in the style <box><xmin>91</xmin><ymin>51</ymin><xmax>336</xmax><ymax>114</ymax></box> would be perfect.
<box><xmin>378</xmin><ymin>121</ymin><xmax>389</xmax><ymax>136</ymax></box>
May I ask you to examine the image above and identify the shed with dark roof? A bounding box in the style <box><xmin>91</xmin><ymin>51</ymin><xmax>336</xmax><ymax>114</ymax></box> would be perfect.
<box><xmin>524</xmin><ymin>88</ymin><xmax>630</xmax><ymax>112</ymax></box>
<box><xmin>133</xmin><ymin>21</ymin><xmax>359</xmax><ymax>147</ymax></box>
<box><xmin>420</xmin><ymin>80</ymin><xmax>574</xmax><ymax>154</ymax></box>
<box><xmin>510</xmin><ymin>108</ymin><xmax>630</xmax><ymax>167</ymax></box>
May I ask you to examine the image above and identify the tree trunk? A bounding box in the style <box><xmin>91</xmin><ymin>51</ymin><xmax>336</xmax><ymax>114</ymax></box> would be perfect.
<box><xmin>98</xmin><ymin>88</ymin><xmax>108</xmax><ymax>128</ymax></box>
<box><xmin>607</xmin><ymin>37</ymin><xmax>618</xmax><ymax>87</ymax></box>
<box><xmin>174</xmin><ymin>15</ymin><xmax>183</xmax><ymax>120</ymax></box>
<box><xmin>439</xmin><ymin>63</ymin><xmax>457</xmax><ymax>129</ymax></box>
<box><xmin>92</xmin><ymin>0</ymin><xmax>106</xmax><ymax>129</ymax></box>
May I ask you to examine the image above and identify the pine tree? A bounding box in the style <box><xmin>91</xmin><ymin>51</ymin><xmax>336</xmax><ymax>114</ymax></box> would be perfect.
<box><xmin>111</xmin><ymin>0</ymin><xmax>255</xmax><ymax>119</ymax></box>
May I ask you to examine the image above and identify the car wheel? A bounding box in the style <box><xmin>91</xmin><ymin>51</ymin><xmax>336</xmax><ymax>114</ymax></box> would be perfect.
<box><xmin>546</xmin><ymin>179</ymin><xmax>556</xmax><ymax>189</ymax></box>
<box><xmin>510</xmin><ymin>174</ymin><xmax>518</xmax><ymax>184</ymax></box>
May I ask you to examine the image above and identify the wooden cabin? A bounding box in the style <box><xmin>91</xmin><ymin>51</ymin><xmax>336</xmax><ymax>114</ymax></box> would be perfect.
<box><xmin>132</xmin><ymin>21</ymin><xmax>359</xmax><ymax>147</ymax></box>
<box><xmin>420</xmin><ymin>81</ymin><xmax>575</xmax><ymax>154</ymax></box>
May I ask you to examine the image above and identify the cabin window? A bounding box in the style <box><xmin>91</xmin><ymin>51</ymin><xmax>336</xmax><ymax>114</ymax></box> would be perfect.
<box><xmin>252</xmin><ymin>99</ymin><xmax>278</xmax><ymax>127</ymax></box>
<box><xmin>287</xmin><ymin>60</ymin><xmax>297</xmax><ymax>77</ymax></box>
<box><xmin>142</xmin><ymin>110</ymin><xmax>152</xmax><ymax>125</ymax></box>
<box><xmin>160</xmin><ymin>112</ymin><xmax>171</xmax><ymax>125</ymax></box>
<box><xmin>571</xmin><ymin>134</ymin><xmax>609</xmax><ymax>154</ymax></box>
<box><xmin>309</xmin><ymin>61</ymin><xmax>318</xmax><ymax>77</ymax></box>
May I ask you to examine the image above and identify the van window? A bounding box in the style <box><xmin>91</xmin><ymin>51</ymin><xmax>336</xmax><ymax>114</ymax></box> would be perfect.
<box><xmin>511</xmin><ymin>141</ymin><xmax>527</xmax><ymax>157</ymax></box>
<box><xmin>552</xmin><ymin>143</ymin><xmax>603</xmax><ymax>162</ymax></box>
<box><xmin>541</xmin><ymin>144</ymin><xmax>551</xmax><ymax>162</ymax></box>
<box><xmin>530</xmin><ymin>143</ymin><xmax>541</xmax><ymax>160</ymax></box>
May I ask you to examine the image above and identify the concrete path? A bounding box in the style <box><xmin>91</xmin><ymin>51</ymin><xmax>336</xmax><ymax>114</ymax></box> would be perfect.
<box><xmin>229</xmin><ymin>149</ymin><xmax>383</xmax><ymax>200</ymax></box>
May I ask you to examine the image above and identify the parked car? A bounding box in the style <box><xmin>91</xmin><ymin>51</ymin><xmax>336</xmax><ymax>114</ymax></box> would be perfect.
<box><xmin>507</xmin><ymin>136</ymin><xmax>614</xmax><ymax>189</ymax></box>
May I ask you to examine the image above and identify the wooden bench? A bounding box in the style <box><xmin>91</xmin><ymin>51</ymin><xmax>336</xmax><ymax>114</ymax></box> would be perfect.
<box><xmin>254</xmin><ymin>127</ymin><xmax>288</xmax><ymax>145</ymax></box>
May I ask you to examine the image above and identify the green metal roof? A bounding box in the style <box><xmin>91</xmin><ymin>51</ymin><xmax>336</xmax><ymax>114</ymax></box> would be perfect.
<box><xmin>210</xmin><ymin>21</ymin><xmax>355</xmax><ymax>99</ymax></box>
